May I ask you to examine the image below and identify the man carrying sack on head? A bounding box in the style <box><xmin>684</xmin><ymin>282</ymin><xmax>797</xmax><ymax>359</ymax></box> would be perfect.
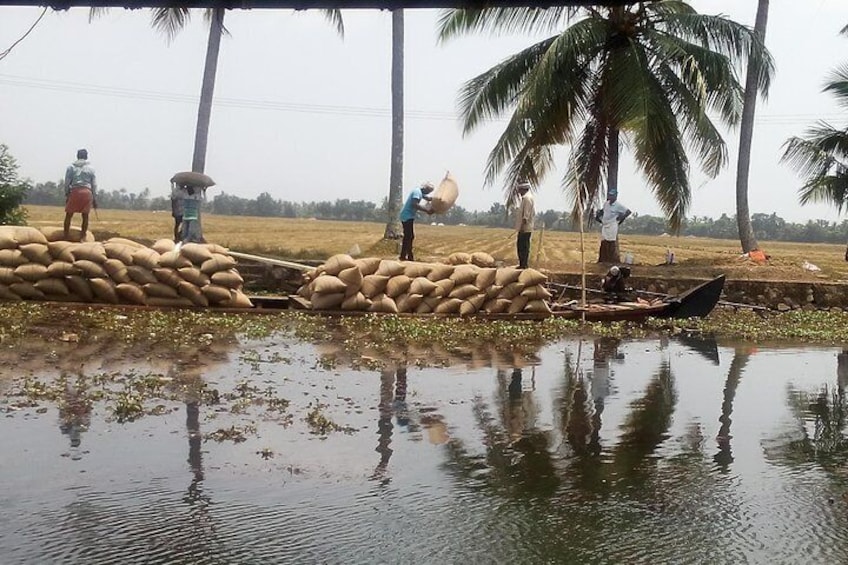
<box><xmin>63</xmin><ymin>148</ymin><xmax>97</xmax><ymax>241</ymax></box>
<box><xmin>514</xmin><ymin>180</ymin><xmax>535</xmax><ymax>269</ymax></box>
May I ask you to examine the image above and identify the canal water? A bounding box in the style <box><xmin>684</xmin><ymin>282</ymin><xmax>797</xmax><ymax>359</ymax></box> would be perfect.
<box><xmin>2</xmin><ymin>334</ymin><xmax>848</xmax><ymax>564</ymax></box>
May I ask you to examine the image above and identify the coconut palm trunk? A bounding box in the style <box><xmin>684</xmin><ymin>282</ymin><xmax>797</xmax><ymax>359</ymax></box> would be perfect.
<box><xmin>735</xmin><ymin>0</ymin><xmax>770</xmax><ymax>253</ymax></box>
<box><xmin>384</xmin><ymin>9</ymin><xmax>404</xmax><ymax>240</ymax></box>
<box><xmin>192</xmin><ymin>8</ymin><xmax>224</xmax><ymax>174</ymax></box>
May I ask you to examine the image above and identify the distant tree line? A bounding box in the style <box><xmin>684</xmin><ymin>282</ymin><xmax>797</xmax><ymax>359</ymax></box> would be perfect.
<box><xmin>22</xmin><ymin>181</ymin><xmax>848</xmax><ymax>244</ymax></box>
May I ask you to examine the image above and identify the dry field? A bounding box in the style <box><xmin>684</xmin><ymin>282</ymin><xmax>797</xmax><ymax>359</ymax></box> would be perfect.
<box><xmin>25</xmin><ymin>205</ymin><xmax>848</xmax><ymax>282</ymax></box>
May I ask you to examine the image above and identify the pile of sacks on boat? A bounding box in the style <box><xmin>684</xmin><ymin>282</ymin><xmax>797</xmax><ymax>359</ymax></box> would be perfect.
<box><xmin>297</xmin><ymin>252</ymin><xmax>552</xmax><ymax>315</ymax></box>
<box><xmin>0</xmin><ymin>226</ymin><xmax>252</xmax><ymax>308</ymax></box>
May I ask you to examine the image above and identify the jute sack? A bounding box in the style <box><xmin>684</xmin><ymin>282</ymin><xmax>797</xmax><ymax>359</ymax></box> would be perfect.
<box><xmin>450</xmin><ymin>264</ymin><xmax>478</xmax><ymax>285</ymax></box>
<box><xmin>495</xmin><ymin>268</ymin><xmax>522</xmax><ymax>287</ymax></box>
<box><xmin>0</xmin><ymin>249</ymin><xmax>27</xmax><ymax>268</ymax></box>
<box><xmin>341</xmin><ymin>292</ymin><xmax>371</xmax><ymax>311</ymax></box>
<box><xmin>116</xmin><ymin>282</ymin><xmax>147</xmax><ymax>305</ymax></box>
<box><xmin>426</xmin><ymin>264</ymin><xmax>454</xmax><ymax>282</ymax></box>
<box><xmin>483</xmin><ymin>298</ymin><xmax>510</xmax><ymax>314</ymax></box>
<box><xmin>105</xmin><ymin>237</ymin><xmax>145</xmax><ymax>249</ymax></box>
<box><xmin>180</xmin><ymin>243</ymin><xmax>213</xmax><ymax>264</ymax></box>
<box><xmin>0</xmin><ymin>283</ymin><xmax>21</xmax><ymax>300</ymax></box>
<box><xmin>103</xmin><ymin>259</ymin><xmax>131</xmax><ymax>284</ymax></box>
<box><xmin>338</xmin><ymin>267</ymin><xmax>363</xmax><ymax>297</ymax></box>
<box><xmin>507</xmin><ymin>295</ymin><xmax>530</xmax><ymax>314</ymax></box>
<box><xmin>297</xmin><ymin>280</ymin><xmax>315</xmax><ymax>298</ymax></box>
<box><xmin>360</xmin><ymin>274</ymin><xmax>390</xmax><ymax>298</ymax></box>
<box><xmin>376</xmin><ymin>260</ymin><xmax>405</xmax><ymax>277</ymax></box>
<box><xmin>431</xmin><ymin>278</ymin><xmax>455</xmax><ymax>298</ymax></box>
<box><xmin>410</xmin><ymin>277</ymin><xmax>437</xmax><ymax>296</ymax></box>
<box><xmin>47</xmin><ymin>262</ymin><xmax>81</xmax><ymax>278</ymax></box>
<box><xmin>177</xmin><ymin>281</ymin><xmax>209</xmax><ymax>307</ymax></box>
<box><xmin>10</xmin><ymin>282</ymin><xmax>45</xmax><ymax>300</ymax></box>
<box><xmin>313</xmin><ymin>275</ymin><xmax>347</xmax><ymax>295</ymax></box>
<box><xmin>178</xmin><ymin>267</ymin><xmax>210</xmax><ymax>287</ymax></box>
<box><xmin>525</xmin><ymin>299</ymin><xmax>552</xmax><ymax>314</ymax></box>
<box><xmin>13</xmin><ymin>227</ymin><xmax>48</xmax><ymax>245</ymax></box>
<box><xmin>323</xmin><ymin>254</ymin><xmax>357</xmax><ymax>276</ymax></box>
<box><xmin>126</xmin><ymin>265</ymin><xmax>158</xmax><ymax>286</ymax></box>
<box><xmin>396</xmin><ymin>293</ymin><xmax>424</xmax><ymax>313</ymax></box>
<box><xmin>354</xmin><ymin>257</ymin><xmax>381</xmax><ymax>276</ymax></box>
<box><xmin>74</xmin><ymin>260</ymin><xmax>107</xmax><ymax>279</ymax></box>
<box><xmin>90</xmin><ymin>278</ymin><xmax>119</xmax><ymax>304</ymax></box>
<box><xmin>447</xmin><ymin>252</ymin><xmax>472</xmax><ymax>265</ymax></box>
<box><xmin>71</xmin><ymin>243</ymin><xmax>107</xmax><ymax>264</ymax></box>
<box><xmin>430</xmin><ymin>173</ymin><xmax>459</xmax><ymax>214</ymax></box>
<box><xmin>449</xmin><ymin>284</ymin><xmax>480</xmax><ymax>300</ymax></box>
<box><xmin>0</xmin><ymin>267</ymin><xmax>22</xmax><ymax>285</ymax></box>
<box><xmin>160</xmin><ymin>250</ymin><xmax>193</xmax><ymax>269</ymax></box>
<box><xmin>210</xmin><ymin>269</ymin><xmax>244</xmax><ymax>289</ymax></box>
<box><xmin>204</xmin><ymin>243</ymin><xmax>229</xmax><ymax>255</ymax></box>
<box><xmin>499</xmin><ymin>282</ymin><xmax>525</xmax><ymax>300</ymax></box>
<box><xmin>201</xmin><ymin>284</ymin><xmax>232</xmax><ymax>304</ymax></box>
<box><xmin>415</xmin><ymin>300</ymin><xmax>434</xmax><ymax>314</ymax></box>
<box><xmin>144</xmin><ymin>282</ymin><xmax>180</xmax><ymax>299</ymax></box>
<box><xmin>518</xmin><ymin>268</ymin><xmax>547</xmax><ymax>286</ymax></box>
<box><xmin>385</xmin><ymin>275</ymin><xmax>412</xmax><ymax>298</ymax></box>
<box><xmin>476</xmin><ymin>268</ymin><xmax>497</xmax><ymax>289</ymax></box>
<box><xmin>470</xmin><ymin>252</ymin><xmax>496</xmax><ymax>268</ymax></box>
<box><xmin>35</xmin><ymin>278</ymin><xmax>70</xmax><ymax>296</ymax></box>
<box><xmin>154</xmin><ymin>268</ymin><xmax>184</xmax><ymax>288</ymax></box>
<box><xmin>485</xmin><ymin>285</ymin><xmax>503</xmax><ymax>299</ymax></box>
<box><xmin>47</xmin><ymin>241</ymin><xmax>75</xmax><ymax>263</ymax></box>
<box><xmin>0</xmin><ymin>229</ymin><xmax>16</xmax><ymax>250</ymax></box>
<box><xmin>223</xmin><ymin>290</ymin><xmax>253</xmax><ymax>309</ymax></box>
<box><xmin>147</xmin><ymin>296</ymin><xmax>194</xmax><ymax>308</ymax></box>
<box><xmin>152</xmin><ymin>239</ymin><xmax>175</xmax><ymax>254</ymax></box>
<box><xmin>200</xmin><ymin>253</ymin><xmax>237</xmax><ymax>275</ymax></box>
<box><xmin>311</xmin><ymin>291</ymin><xmax>345</xmax><ymax>310</ymax></box>
<box><xmin>65</xmin><ymin>275</ymin><xmax>94</xmax><ymax>301</ymax></box>
<box><xmin>40</xmin><ymin>227</ymin><xmax>93</xmax><ymax>243</ymax></box>
<box><xmin>172</xmin><ymin>171</ymin><xmax>215</xmax><ymax>188</ymax></box>
<box><xmin>132</xmin><ymin>248</ymin><xmax>161</xmax><ymax>270</ymax></box>
<box><xmin>434</xmin><ymin>298</ymin><xmax>462</xmax><ymax>314</ymax></box>
<box><xmin>14</xmin><ymin>264</ymin><xmax>48</xmax><ymax>282</ymax></box>
<box><xmin>19</xmin><ymin>243</ymin><xmax>52</xmax><ymax>266</ymax></box>
<box><xmin>368</xmin><ymin>294</ymin><xmax>399</xmax><ymax>314</ymax></box>
<box><xmin>460</xmin><ymin>294</ymin><xmax>486</xmax><ymax>316</ymax></box>
<box><xmin>100</xmin><ymin>243</ymin><xmax>133</xmax><ymax>265</ymax></box>
<box><xmin>403</xmin><ymin>262</ymin><xmax>432</xmax><ymax>279</ymax></box>
<box><xmin>521</xmin><ymin>284</ymin><xmax>552</xmax><ymax>301</ymax></box>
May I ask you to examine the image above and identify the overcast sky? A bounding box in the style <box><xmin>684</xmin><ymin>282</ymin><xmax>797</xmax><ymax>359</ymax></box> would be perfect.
<box><xmin>1</xmin><ymin>1</ymin><xmax>847</xmax><ymax>222</ymax></box>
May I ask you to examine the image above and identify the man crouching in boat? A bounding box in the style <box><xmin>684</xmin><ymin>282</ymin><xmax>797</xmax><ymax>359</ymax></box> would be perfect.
<box><xmin>601</xmin><ymin>265</ymin><xmax>633</xmax><ymax>303</ymax></box>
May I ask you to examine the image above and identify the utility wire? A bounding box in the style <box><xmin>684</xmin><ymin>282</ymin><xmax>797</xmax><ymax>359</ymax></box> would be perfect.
<box><xmin>0</xmin><ymin>8</ymin><xmax>48</xmax><ymax>62</ymax></box>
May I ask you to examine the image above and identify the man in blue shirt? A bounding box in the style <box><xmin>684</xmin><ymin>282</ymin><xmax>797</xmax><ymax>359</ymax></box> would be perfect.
<box><xmin>399</xmin><ymin>182</ymin><xmax>434</xmax><ymax>261</ymax></box>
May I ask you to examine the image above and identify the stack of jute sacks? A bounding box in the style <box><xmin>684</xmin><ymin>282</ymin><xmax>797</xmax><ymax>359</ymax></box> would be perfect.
<box><xmin>297</xmin><ymin>251</ymin><xmax>552</xmax><ymax>316</ymax></box>
<box><xmin>0</xmin><ymin>226</ymin><xmax>252</xmax><ymax>308</ymax></box>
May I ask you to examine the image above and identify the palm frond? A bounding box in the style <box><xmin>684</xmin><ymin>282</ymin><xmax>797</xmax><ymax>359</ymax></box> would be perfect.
<box><xmin>88</xmin><ymin>7</ymin><xmax>109</xmax><ymax>22</ymax></box>
<box><xmin>782</xmin><ymin>130</ymin><xmax>848</xmax><ymax>211</ymax></box>
<box><xmin>437</xmin><ymin>7</ymin><xmax>572</xmax><ymax>43</ymax></box>
<box><xmin>823</xmin><ymin>64</ymin><xmax>848</xmax><ymax>110</ymax></box>
<box><xmin>322</xmin><ymin>9</ymin><xmax>344</xmax><ymax>39</ymax></box>
<box><xmin>151</xmin><ymin>7</ymin><xmax>192</xmax><ymax>41</ymax></box>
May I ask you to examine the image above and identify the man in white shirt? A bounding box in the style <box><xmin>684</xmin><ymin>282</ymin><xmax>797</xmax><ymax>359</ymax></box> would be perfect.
<box><xmin>514</xmin><ymin>181</ymin><xmax>535</xmax><ymax>269</ymax></box>
<box><xmin>597</xmin><ymin>189</ymin><xmax>631</xmax><ymax>263</ymax></box>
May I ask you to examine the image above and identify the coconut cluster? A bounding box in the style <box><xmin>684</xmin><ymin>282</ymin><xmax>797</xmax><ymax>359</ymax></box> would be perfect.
<box><xmin>297</xmin><ymin>253</ymin><xmax>552</xmax><ymax>315</ymax></box>
<box><xmin>0</xmin><ymin>226</ymin><xmax>252</xmax><ymax>308</ymax></box>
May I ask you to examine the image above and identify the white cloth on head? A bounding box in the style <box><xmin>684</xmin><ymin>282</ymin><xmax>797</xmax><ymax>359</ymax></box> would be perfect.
<box><xmin>600</xmin><ymin>200</ymin><xmax>629</xmax><ymax>241</ymax></box>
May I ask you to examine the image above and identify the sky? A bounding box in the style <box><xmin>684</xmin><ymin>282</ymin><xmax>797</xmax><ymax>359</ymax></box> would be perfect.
<box><xmin>1</xmin><ymin>1</ymin><xmax>847</xmax><ymax>223</ymax></box>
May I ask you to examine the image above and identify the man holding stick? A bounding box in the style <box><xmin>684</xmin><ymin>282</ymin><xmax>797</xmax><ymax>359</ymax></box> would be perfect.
<box><xmin>514</xmin><ymin>180</ymin><xmax>535</xmax><ymax>269</ymax></box>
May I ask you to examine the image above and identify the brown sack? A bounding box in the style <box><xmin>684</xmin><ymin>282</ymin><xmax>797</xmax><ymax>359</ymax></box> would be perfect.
<box><xmin>132</xmin><ymin>248</ymin><xmax>161</xmax><ymax>270</ymax></box>
<box><xmin>65</xmin><ymin>275</ymin><xmax>94</xmax><ymax>301</ymax></box>
<box><xmin>311</xmin><ymin>291</ymin><xmax>345</xmax><ymax>310</ymax></box>
<box><xmin>470</xmin><ymin>252</ymin><xmax>496</xmax><ymax>268</ymax></box>
<box><xmin>518</xmin><ymin>268</ymin><xmax>547</xmax><ymax>286</ymax></box>
<box><xmin>126</xmin><ymin>265</ymin><xmax>158</xmax><ymax>286</ymax></box>
<box><xmin>14</xmin><ymin>264</ymin><xmax>48</xmax><ymax>282</ymax></box>
<box><xmin>426</xmin><ymin>264</ymin><xmax>454</xmax><ymax>282</ymax></box>
<box><xmin>385</xmin><ymin>275</ymin><xmax>412</xmax><ymax>298</ymax></box>
<box><xmin>410</xmin><ymin>276</ymin><xmax>438</xmax><ymax>296</ymax></box>
<box><xmin>180</xmin><ymin>243</ymin><xmax>213</xmax><ymax>264</ymax></box>
<box><xmin>0</xmin><ymin>267</ymin><xmax>22</xmax><ymax>285</ymax></box>
<box><xmin>211</xmin><ymin>269</ymin><xmax>245</xmax><ymax>289</ymax></box>
<box><xmin>341</xmin><ymin>292</ymin><xmax>372</xmax><ymax>311</ymax></box>
<box><xmin>376</xmin><ymin>260</ymin><xmax>405</xmax><ymax>277</ymax></box>
<box><xmin>74</xmin><ymin>260</ymin><xmax>107</xmax><ymax>279</ymax></box>
<box><xmin>450</xmin><ymin>264</ymin><xmax>479</xmax><ymax>285</ymax></box>
<box><xmin>13</xmin><ymin>227</ymin><xmax>49</xmax><ymax>245</ymax></box>
<box><xmin>40</xmin><ymin>227</ymin><xmax>93</xmax><ymax>243</ymax></box>
<box><xmin>116</xmin><ymin>282</ymin><xmax>147</xmax><ymax>305</ymax></box>
<box><xmin>152</xmin><ymin>239</ymin><xmax>175</xmax><ymax>254</ymax></box>
<box><xmin>103</xmin><ymin>259</ymin><xmax>131</xmax><ymax>284</ymax></box>
<box><xmin>403</xmin><ymin>262</ymin><xmax>432</xmax><ymax>279</ymax></box>
<box><xmin>508</xmin><ymin>295</ymin><xmax>530</xmax><ymax>314</ymax></box>
<box><xmin>160</xmin><ymin>250</ymin><xmax>193</xmax><ymax>269</ymax></box>
<box><xmin>0</xmin><ymin>249</ymin><xmax>27</xmax><ymax>268</ymax></box>
<box><xmin>484</xmin><ymin>298</ymin><xmax>511</xmax><ymax>314</ymax></box>
<box><xmin>448</xmin><ymin>252</ymin><xmax>472</xmax><ymax>265</ymax></box>
<box><xmin>495</xmin><ymin>267</ymin><xmax>522</xmax><ymax>287</ymax></box>
<box><xmin>485</xmin><ymin>284</ymin><xmax>503</xmax><ymax>299</ymax></box>
<box><xmin>323</xmin><ymin>254</ymin><xmax>357</xmax><ymax>276</ymax></box>
<box><xmin>313</xmin><ymin>274</ymin><xmax>347</xmax><ymax>295</ymax></box>
<box><xmin>200</xmin><ymin>253</ymin><xmax>237</xmax><ymax>275</ymax></box>
<box><xmin>434</xmin><ymin>298</ymin><xmax>462</xmax><ymax>314</ymax></box>
<box><xmin>430</xmin><ymin>173</ymin><xmax>459</xmax><ymax>214</ymax></box>
<box><xmin>499</xmin><ymin>282</ymin><xmax>525</xmax><ymax>300</ymax></box>
<box><xmin>46</xmin><ymin>262</ymin><xmax>81</xmax><ymax>278</ymax></box>
<box><xmin>203</xmin><ymin>243</ymin><xmax>229</xmax><ymax>255</ymax></box>
<box><xmin>19</xmin><ymin>243</ymin><xmax>52</xmax><ymax>266</ymax></box>
<box><xmin>90</xmin><ymin>278</ymin><xmax>119</xmax><ymax>304</ymax></box>
<box><xmin>396</xmin><ymin>293</ymin><xmax>424</xmax><ymax>313</ymax></box>
<box><xmin>525</xmin><ymin>299</ymin><xmax>552</xmax><ymax>314</ymax></box>
<box><xmin>460</xmin><ymin>294</ymin><xmax>486</xmax><ymax>316</ymax></box>
<box><xmin>103</xmin><ymin>243</ymin><xmax>136</xmax><ymax>264</ymax></box>
<box><xmin>144</xmin><ymin>282</ymin><xmax>180</xmax><ymax>299</ymax></box>
<box><xmin>35</xmin><ymin>278</ymin><xmax>70</xmax><ymax>296</ymax></box>
<box><xmin>0</xmin><ymin>228</ymin><xmax>16</xmax><ymax>250</ymax></box>
<box><xmin>154</xmin><ymin>268</ymin><xmax>184</xmax><ymax>288</ymax></box>
<box><xmin>449</xmin><ymin>284</ymin><xmax>480</xmax><ymax>300</ymax></box>
<box><xmin>105</xmin><ymin>237</ymin><xmax>145</xmax><ymax>249</ymax></box>
<box><xmin>201</xmin><ymin>284</ymin><xmax>232</xmax><ymax>304</ymax></box>
<box><xmin>475</xmin><ymin>268</ymin><xmax>497</xmax><ymax>289</ymax></box>
<box><xmin>10</xmin><ymin>282</ymin><xmax>45</xmax><ymax>300</ymax></box>
<box><xmin>354</xmin><ymin>257</ymin><xmax>381</xmax><ymax>276</ymax></box>
<box><xmin>521</xmin><ymin>284</ymin><xmax>552</xmax><ymax>301</ymax></box>
<box><xmin>431</xmin><ymin>278</ymin><xmax>455</xmax><ymax>298</ymax></box>
<box><xmin>71</xmin><ymin>243</ymin><xmax>107</xmax><ymax>264</ymax></box>
<box><xmin>338</xmin><ymin>266</ymin><xmax>363</xmax><ymax>296</ymax></box>
<box><xmin>177</xmin><ymin>281</ymin><xmax>209</xmax><ymax>307</ymax></box>
<box><xmin>147</xmin><ymin>296</ymin><xmax>194</xmax><ymax>308</ymax></box>
<box><xmin>0</xmin><ymin>283</ymin><xmax>21</xmax><ymax>301</ymax></box>
<box><xmin>223</xmin><ymin>290</ymin><xmax>253</xmax><ymax>309</ymax></box>
<box><xmin>361</xmin><ymin>274</ymin><xmax>390</xmax><ymax>298</ymax></box>
<box><xmin>47</xmin><ymin>241</ymin><xmax>76</xmax><ymax>262</ymax></box>
<box><xmin>178</xmin><ymin>267</ymin><xmax>210</xmax><ymax>287</ymax></box>
<box><xmin>368</xmin><ymin>294</ymin><xmax>399</xmax><ymax>314</ymax></box>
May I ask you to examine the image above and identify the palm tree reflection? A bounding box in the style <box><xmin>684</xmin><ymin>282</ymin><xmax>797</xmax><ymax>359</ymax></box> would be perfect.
<box><xmin>714</xmin><ymin>348</ymin><xmax>750</xmax><ymax>471</ymax></box>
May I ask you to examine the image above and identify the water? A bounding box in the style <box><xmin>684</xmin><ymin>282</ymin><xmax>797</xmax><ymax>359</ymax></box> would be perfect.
<box><xmin>2</xmin><ymin>333</ymin><xmax>848</xmax><ymax>564</ymax></box>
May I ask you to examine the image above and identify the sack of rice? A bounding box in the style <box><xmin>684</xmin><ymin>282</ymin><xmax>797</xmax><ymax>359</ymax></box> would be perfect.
<box><xmin>126</xmin><ymin>265</ymin><xmax>158</xmax><ymax>286</ymax></box>
<box><xmin>200</xmin><ymin>253</ymin><xmax>236</xmax><ymax>275</ymax></box>
<box><xmin>0</xmin><ymin>283</ymin><xmax>21</xmax><ymax>301</ymax></box>
<box><xmin>74</xmin><ymin>260</ymin><xmax>107</xmax><ymax>279</ymax></box>
<box><xmin>460</xmin><ymin>294</ymin><xmax>486</xmax><ymax>316</ymax></box>
<box><xmin>65</xmin><ymin>275</ymin><xmax>94</xmax><ymax>301</ymax></box>
<box><xmin>0</xmin><ymin>267</ymin><xmax>22</xmax><ymax>285</ymax></box>
<box><xmin>40</xmin><ymin>227</ymin><xmax>93</xmax><ymax>243</ymax></box>
<box><xmin>447</xmin><ymin>252</ymin><xmax>472</xmax><ymax>265</ymax></box>
<box><xmin>426</xmin><ymin>264</ymin><xmax>454</xmax><ymax>282</ymax></box>
<box><xmin>361</xmin><ymin>274</ymin><xmax>390</xmax><ymax>298</ymax></box>
<box><xmin>415</xmin><ymin>300</ymin><xmax>434</xmax><ymax>314</ymax></box>
<box><xmin>13</xmin><ymin>226</ymin><xmax>48</xmax><ymax>245</ymax></box>
<box><xmin>19</xmin><ymin>243</ymin><xmax>52</xmax><ymax>266</ymax></box>
<box><xmin>431</xmin><ymin>278</ymin><xmax>455</xmax><ymax>298</ymax></box>
<box><xmin>46</xmin><ymin>241</ymin><xmax>75</xmax><ymax>263</ymax></box>
<box><xmin>100</xmin><ymin>243</ymin><xmax>132</xmax><ymax>265</ymax></box>
<box><xmin>132</xmin><ymin>248</ymin><xmax>161</xmax><ymax>270</ymax></box>
<box><xmin>116</xmin><ymin>282</ymin><xmax>147</xmax><ymax>305</ymax></box>
<box><xmin>518</xmin><ymin>268</ymin><xmax>547</xmax><ymax>286</ymax></box>
<box><xmin>396</xmin><ymin>293</ymin><xmax>424</xmax><ymax>313</ymax></box>
<box><xmin>311</xmin><ymin>291</ymin><xmax>345</xmax><ymax>310</ymax></box>
<box><xmin>160</xmin><ymin>250</ymin><xmax>193</xmax><ymax>269</ymax></box>
<box><xmin>201</xmin><ymin>284</ymin><xmax>232</xmax><ymax>304</ymax></box>
<box><xmin>203</xmin><ymin>243</ymin><xmax>229</xmax><ymax>255</ymax></box>
<box><xmin>179</xmin><ymin>242</ymin><xmax>213</xmax><ymax>264</ymax></box>
<box><xmin>410</xmin><ymin>276</ymin><xmax>437</xmax><ymax>296</ymax></box>
<box><xmin>525</xmin><ymin>299</ymin><xmax>552</xmax><ymax>314</ymax></box>
<box><xmin>297</xmin><ymin>280</ymin><xmax>315</xmax><ymax>299</ymax></box>
<box><xmin>450</xmin><ymin>264</ymin><xmax>478</xmax><ymax>285</ymax></box>
<box><xmin>429</xmin><ymin>173</ymin><xmax>459</xmax><ymax>214</ymax></box>
<box><xmin>211</xmin><ymin>269</ymin><xmax>244</xmax><ymax>289</ymax></box>
<box><xmin>499</xmin><ymin>282</ymin><xmax>525</xmax><ymax>300</ymax></box>
<box><xmin>495</xmin><ymin>267</ymin><xmax>522</xmax><ymax>287</ymax></box>
<box><xmin>485</xmin><ymin>284</ymin><xmax>503</xmax><ymax>299</ymax></box>
<box><xmin>106</xmin><ymin>237</ymin><xmax>145</xmax><ymax>249</ymax></box>
<box><xmin>177</xmin><ymin>281</ymin><xmax>209</xmax><ymax>307</ymax></box>
<box><xmin>14</xmin><ymin>263</ymin><xmax>48</xmax><ymax>282</ymax></box>
<box><xmin>311</xmin><ymin>274</ymin><xmax>347</xmax><ymax>294</ymax></box>
<box><xmin>403</xmin><ymin>262</ymin><xmax>432</xmax><ymax>279</ymax></box>
<box><xmin>178</xmin><ymin>267</ymin><xmax>210</xmax><ymax>287</ymax></box>
<box><xmin>10</xmin><ymin>282</ymin><xmax>45</xmax><ymax>300</ymax></box>
<box><xmin>0</xmin><ymin>249</ymin><xmax>27</xmax><ymax>268</ymax></box>
<box><xmin>376</xmin><ymin>259</ymin><xmax>405</xmax><ymax>277</ymax></box>
<box><xmin>0</xmin><ymin>228</ymin><xmax>16</xmax><ymax>250</ymax></box>
<box><xmin>483</xmin><ymin>298</ymin><xmax>510</xmax><ymax>314</ymax></box>
<box><xmin>341</xmin><ymin>292</ymin><xmax>372</xmax><ymax>311</ymax></box>
<box><xmin>154</xmin><ymin>268</ymin><xmax>184</xmax><ymax>288</ymax></box>
<box><xmin>354</xmin><ymin>257</ymin><xmax>381</xmax><ymax>276</ymax></box>
<box><xmin>35</xmin><ymin>278</ymin><xmax>70</xmax><ymax>296</ymax></box>
<box><xmin>385</xmin><ymin>275</ymin><xmax>412</xmax><ymax>298</ymax></box>
<box><xmin>449</xmin><ymin>283</ymin><xmax>480</xmax><ymax>300</ymax></box>
<box><xmin>475</xmin><ymin>268</ymin><xmax>497</xmax><ymax>289</ymax></box>
<box><xmin>147</xmin><ymin>296</ymin><xmax>194</xmax><ymax>308</ymax></box>
<box><xmin>47</xmin><ymin>262</ymin><xmax>82</xmax><ymax>278</ymax></box>
<box><xmin>144</xmin><ymin>282</ymin><xmax>179</xmax><ymax>299</ymax></box>
<box><xmin>71</xmin><ymin>243</ymin><xmax>107</xmax><ymax>264</ymax></box>
<box><xmin>470</xmin><ymin>252</ymin><xmax>496</xmax><ymax>268</ymax></box>
<box><xmin>338</xmin><ymin>266</ymin><xmax>363</xmax><ymax>296</ymax></box>
<box><xmin>507</xmin><ymin>295</ymin><xmax>530</xmax><ymax>314</ymax></box>
<box><xmin>521</xmin><ymin>284</ymin><xmax>552</xmax><ymax>301</ymax></box>
<box><xmin>322</xmin><ymin>254</ymin><xmax>357</xmax><ymax>276</ymax></box>
<box><xmin>434</xmin><ymin>298</ymin><xmax>462</xmax><ymax>314</ymax></box>
<box><xmin>223</xmin><ymin>290</ymin><xmax>253</xmax><ymax>309</ymax></box>
<box><xmin>171</xmin><ymin>171</ymin><xmax>215</xmax><ymax>188</ymax></box>
<box><xmin>102</xmin><ymin>259</ymin><xmax>131</xmax><ymax>284</ymax></box>
<box><xmin>368</xmin><ymin>294</ymin><xmax>399</xmax><ymax>314</ymax></box>
<box><xmin>152</xmin><ymin>239</ymin><xmax>175</xmax><ymax>254</ymax></box>
<box><xmin>90</xmin><ymin>278</ymin><xmax>119</xmax><ymax>304</ymax></box>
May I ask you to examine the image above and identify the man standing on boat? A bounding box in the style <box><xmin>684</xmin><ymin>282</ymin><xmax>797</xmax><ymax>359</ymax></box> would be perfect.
<box><xmin>63</xmin><ymin>148</ymin><xmax>97</xmax><ymax>240</ymax></box>
<box><xmin>399</xmin><ymin>182</ymin><xmax>434</xmax><ymax>261</ymax></box>
<box><xmin>514</xmin><ymin>180</ymin><xmax>535</xmax><ymax>269</ymax></box>
<box><xmin>597</xmin><ymin>189</ymin><xmax>631</xmax><ymax>263</ymax></box>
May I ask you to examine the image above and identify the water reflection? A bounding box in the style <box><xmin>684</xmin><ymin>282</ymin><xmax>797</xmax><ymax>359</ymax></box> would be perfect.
<box><xmin>714</xmin><ymin>347</ymin><xmax>751</xmax><ymax>470</ymax></box>
<box><xmin>58</xmin><ymin>374</ymin><xmax>92</xmax><ymax>456</ymax></box>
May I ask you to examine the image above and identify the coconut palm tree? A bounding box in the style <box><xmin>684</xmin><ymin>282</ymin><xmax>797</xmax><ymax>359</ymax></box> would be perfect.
<box><xmin>735</xmin><ymin>0</ymin><xmax>770</xmax><ymax>254</ymax></box>
<box><xmin>437</xmin><ymin>2</ymin><xmax>773</xmax><ymax>253</ymax></box>
<box><xmin>384</xmin><ymin>10</ymin><xmax>404</xmax><ymax>240</ymax></box>
<box><xmin>781</xmin><ymin>26</ymin><xmax>848</xmax><ymax>258</ymax></box>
